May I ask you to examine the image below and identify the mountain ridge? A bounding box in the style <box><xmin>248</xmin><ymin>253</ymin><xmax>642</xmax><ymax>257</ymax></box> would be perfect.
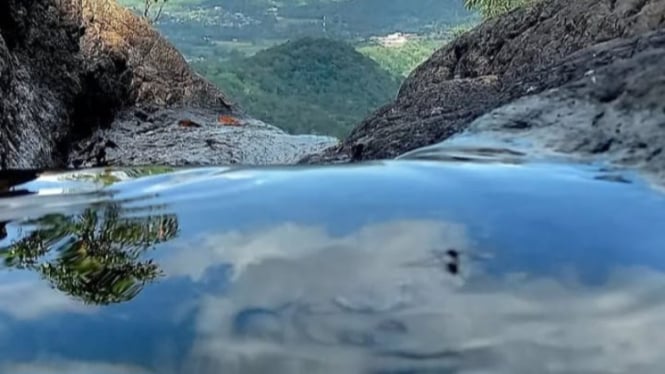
<box><xmin>194</xmin><ymin>37</ymin><xmax>401</xmax><ymax>137</ymax></box>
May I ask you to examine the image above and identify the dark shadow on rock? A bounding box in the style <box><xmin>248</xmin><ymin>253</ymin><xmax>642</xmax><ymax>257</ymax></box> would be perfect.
<box><xmin>0</xmin><ymin>169</ymin><xmax>40</xmax><ymax>192</ymax></box>
<box><xmin>301</xmin><ymin>0</ymin><xmax>665</xmax><ymax>167</ymax></box>
<box><xmin>0</xmin><ymin>0</ymin><xmax>238</xmax><ymax>170</ymax></box>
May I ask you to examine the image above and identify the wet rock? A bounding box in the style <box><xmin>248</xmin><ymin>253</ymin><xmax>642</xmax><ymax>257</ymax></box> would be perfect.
<box><xmin>69</xmin><ymin>108</ymin><xmax>337</xmax><ymax>167</ymax></box>
<box><xmin>443</xmin><ymin>30</ymin><xmax>665</xmax><ymax>186</ymax></box>
<box><xmin>302</xmin><ymin>0</ymin><xmax>665</xmax><ymax>163</ymax></box>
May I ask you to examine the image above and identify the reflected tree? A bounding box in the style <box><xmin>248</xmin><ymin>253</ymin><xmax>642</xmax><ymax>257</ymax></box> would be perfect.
<box><xmin>0</xmin><ymin>204</ymin><xmax>178</xmax><ymax>305</ymax></box>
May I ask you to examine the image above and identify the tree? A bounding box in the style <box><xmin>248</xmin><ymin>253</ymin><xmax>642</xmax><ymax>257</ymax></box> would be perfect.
<box><xmin>142</xmin><ymin>0</ymin><xmax>168</xmax><ymax>23</ymax></box>
<box><xmin>1</xmin><ymin>205</ymin><xmax>178</xmax><ymax>305</ymax></box>
<box><xmin>464</xmin><ymin>0</ymin><xmax>532</xmax><ymax>18</ymax></box>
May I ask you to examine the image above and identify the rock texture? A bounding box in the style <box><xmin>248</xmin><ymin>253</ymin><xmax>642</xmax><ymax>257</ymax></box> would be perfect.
<box><xmin>303</xmin><ymin>0</ymin><xmax>665</xmax><ymax>163</ymax></box>
<box><xmin>0</xmin><ymin>0</ymin><xmax>85</xmax><ymax>169</ymax></box>
<box><xmin>411</xmin><ymin>29</ymin><xmax>665</xmax><ymax>185</ymax></box>
<box><xmin>1</xmin><ymin>0</ymin><xmax>332</xmax><ymax>169</ymax></box>
<box><xmin>79</xmin><ymin>0</ymin><xmax>231</xmax><ymax>109</ymax></box>
<box><xmin>70</xmin><ymin>108</ymin><xmax>336</xmax><ymax>166</ymax></box>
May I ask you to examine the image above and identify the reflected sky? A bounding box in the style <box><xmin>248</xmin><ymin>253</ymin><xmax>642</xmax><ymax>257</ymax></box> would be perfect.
<box><xmin>1</xmin><ymin>159</ymin><xmax>665</xmax><ymax>373</ymax></box>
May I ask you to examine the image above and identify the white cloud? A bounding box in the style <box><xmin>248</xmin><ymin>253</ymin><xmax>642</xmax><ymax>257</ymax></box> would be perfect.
<box><xmin>0</xmin><ymin>277</ymin><xmax>92</xmax><ymax>320</ymax></box>
<box><xmin>1</xmin><ymin>359</ymin><xmax>153</xmax><ymax>374</ymax></box>
<box><xmin>162</xmin><ymin>220</ymin><xmax>471</xmax><ymax>283</ymax></box>
<box><xmin>163</xmin><ymin>219</ymin><xmax>665</xmax><ymax>374</ymax></box>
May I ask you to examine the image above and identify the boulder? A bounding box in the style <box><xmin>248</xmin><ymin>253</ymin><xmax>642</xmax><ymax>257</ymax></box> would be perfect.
<box><xmin>414</xmin><ymin>29</ymin><xmax>665</xmax><ymax>186</ymax></box>
<box><xmin>302</xmin><ymin>0</ymin><xmax>665</xmax><ymax>163</ymax></box>
<box><xmin>0</xmin><ymin>0</ymin><xmax>333</xmax><ymax>169</ymax></box>
<box><xmin>69</xmin><ymin>107</ymin><xmax>337</xmax><ymax>167</ymax></box>
<box><xmin>78</xmin><ymin>0</ymin><xmax>231</xmax><ymax>109</ymax></box>
<box><xmin>0</xmin><ymin>0</ymin><xmax>86</xmax><ymax>169</ymax></box>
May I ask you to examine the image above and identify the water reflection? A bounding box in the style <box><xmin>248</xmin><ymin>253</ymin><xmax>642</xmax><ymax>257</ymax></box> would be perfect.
<box><xmin>0</xmin><ymin>160</ymin><xmax>665</xmax><ymax>373</ymax></box>
<box><xmin>0</xmin><ymin>204</ymin><xmax>178</xmax><ymax>305</ymax></box>
<box><xmin>174</xmin><ymin>220</ymin><xmax>665</xmax><ymax>374</ymax></box>
<box><xmin>176</xmin><ymin>220</ymin><xmax>474</xmax><ymax>373</ymax></box>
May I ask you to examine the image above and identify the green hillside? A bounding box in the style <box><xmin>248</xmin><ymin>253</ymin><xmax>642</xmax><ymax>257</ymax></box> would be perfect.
<box><xmin>357</xmin><ymin>38</ymin><xmax>443</xmax><ymax>77</ymax></box>
<box><xmin>117</xmin><ymin>0</ymin><xmax>475</xmax><ymax>56</ymax></box>
<box><xmin>193</xmin><ymin>38</ymin><xmax>401</xmax><ymax>138</ymax></box>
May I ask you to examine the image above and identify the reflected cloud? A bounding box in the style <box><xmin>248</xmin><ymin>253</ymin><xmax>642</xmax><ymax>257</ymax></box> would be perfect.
<box><xmin>164</xmin><ymin>220</ymin><xmax>665</xmax><ymax>374</ymax></box>
<box><xmin>1</xmin><ymin>359</ymin><xmax>152</xmax><ymax>374</ymax></box>
<box><xmin>0</xmin><ymin>279</ymin><xmax>90</xmax><ymax>320</ymax></box>
<box><xmin>163</xmin><ymin>220</ymin><xmax>471</xmax><ymax>283</ymax></box>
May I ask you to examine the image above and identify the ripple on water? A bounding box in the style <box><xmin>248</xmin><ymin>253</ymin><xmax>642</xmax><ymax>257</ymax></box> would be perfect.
<box><xmin>0</xmin><ymin>153</ymin><xmax>664</xmax><ymax>373</ymax></box>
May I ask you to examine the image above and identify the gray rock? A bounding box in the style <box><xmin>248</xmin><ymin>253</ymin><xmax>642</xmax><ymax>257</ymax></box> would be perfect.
<box><xmin>0</xmin><ymin>0</ymin><xmax>86</xmax><ymax>169</ymax></box>
<box><xmin>3</xmin><ymin>0</ymin><xmax>326</xmax><ymax>170</ymax></box>
<box><xmin>302</xmin><ymin>0</ymin><xmax>665</xmax><ymax>163</ymax></box>
<box><xmin>435</xmin><ymin>42</ymin><xmax>665</xmax><ymax>186</ymax></box>
<box><xmin>69</xmin><ymin>107</ymin><xmax>338</xmax><ymax>167</ymax></box>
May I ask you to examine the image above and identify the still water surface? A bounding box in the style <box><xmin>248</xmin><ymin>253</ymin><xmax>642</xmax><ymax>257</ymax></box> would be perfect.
<box><xmin>0</xmin><ymin>151</ymin><xmax>664</xmax><ymax>374</ymax></box>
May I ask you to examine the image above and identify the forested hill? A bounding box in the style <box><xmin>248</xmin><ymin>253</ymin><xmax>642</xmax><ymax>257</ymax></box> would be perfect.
<box><xmin>118</xmin><ymin>0</ymin><xmax>474</xmax><ymax>42</ymax></box>
<box><xmin>194</xmin><ymin>38</ymin><xmax>401</xmax><ymax>138</ymax></box>
<box><xmin>115</xmin><ymin>0</ymin><xmax>476</xmax><ymax>137</ymax></box>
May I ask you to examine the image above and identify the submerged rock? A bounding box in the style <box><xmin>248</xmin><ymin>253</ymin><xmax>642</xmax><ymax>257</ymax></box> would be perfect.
<box><xmin>302</xmin><ymin>0</ymin><xmax>665</xmax><ymax>174</ymax></box>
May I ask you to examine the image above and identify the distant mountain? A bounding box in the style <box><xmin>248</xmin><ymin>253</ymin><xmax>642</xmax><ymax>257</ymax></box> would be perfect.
<box><xmin>193</xmin><ymin>38</ymin><xmax>401</xmax><ymax>137</ymax></box>
<box><xmin>118</xmin><ymin>0</ymin><xmax>475</xmax><ymax>47</ymax></box>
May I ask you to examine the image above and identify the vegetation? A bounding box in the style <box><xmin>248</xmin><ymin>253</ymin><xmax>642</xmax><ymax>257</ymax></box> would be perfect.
<box><xmin>464</xmin><ymin>0</ymin><xmax>533</xmax><ymax>18</ymax></box>
<box><xmin>135</xmin><ymin>0</ymin><xmax>170</xmax><ymax>23</ymax></box>
<box><xmin>117</xmin><ymin>0</ymin><xmax>474</xmax><ymax>48</ymax></box>
<box><xmin>1</xmin><ymin>205</ymin><xmax>178</xmax><ymax>305</ymax></box>
<box><xmin>113</xmin><ymin>0</ymin><xmax>483</xmax><ymax>136</ymax></box>
<box><xmin>68</xmin><ymin>166</ymin><xmax>176</xmax><ymax>186</ymax></box>
<box><xmin>193</xmin><ymin>38</ymin><xmax>400</xmax><ymax>137</ymax></box>
<box><xmin>357</xmin><ymin>38</ymin><xmax>444</xmax><ymax>78</ymax></box>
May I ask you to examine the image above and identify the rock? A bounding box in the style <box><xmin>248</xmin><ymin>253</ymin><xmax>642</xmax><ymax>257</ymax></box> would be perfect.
<box><xmin>78</xmin><ymin>0</ymin><xmax>232</xmax><ymax>109</ymax></box>
<box><xmin>422</xmin><ymin>29</ymin><xmax>665</xmax><ymax>186</ymax></box>
<box><xmin>2</xmin><ymin>0</ymin><xmax>325</xmax><ymax>170</ymax></box>
<box><xmin>69</xmin><ymin>108</ymin><xmax>337</xmax><ymax>167</ymax></box>
<box><xmin>0</xmin><ymin>0</ymin><xmax>86</xmax><ymax>169</ymax></box>
<box><xmin>303</xmin><ymin>0</ymin><xmax>665</xmax><ymax>163</ymax></box>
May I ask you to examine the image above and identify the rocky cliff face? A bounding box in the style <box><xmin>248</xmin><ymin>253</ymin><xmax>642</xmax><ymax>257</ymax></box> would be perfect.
<box><xmin>0</xmin><ymin>0</ymin><xmax>85</xmax><ymax>169</ymax></box>
<box><xmin>400</xmin><ymin>29</ymin><xmax>665</xmax><ymax>184</ymax></box>
<box><xmin>79</xmin><ymin>0</ymin><xmax>231</xmax><ymax>109</ymax></box>
<box><xmin>0</xmin><ymin>0</ymin><xmax>335</xmax><ymax>169</ymax></box>
<box><xmin>303</xmin><ymin>0</ymin><xmax>665</xmax><ymax>169</ymax></box>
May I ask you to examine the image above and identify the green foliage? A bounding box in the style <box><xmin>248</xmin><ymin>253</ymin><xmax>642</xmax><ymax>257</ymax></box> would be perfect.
<box><xmin>114</xmin><ymin>0</ymin><xmax>481</xmax><ymax>136</ymax></box>
<box><xmin>1</xmin><ymin>205</ymin><xmax>178</xmax><ymax>305</ymax></box>
<box><xmin>194</xmin><ymin>38</ymin><xmax>400</xmax><ymax>138</ymax></box>
<box><xmin>448</xmin><ymin>20</ymin><xmax>478</xmax><ymax>37</ymax></box>
<box><xmin>69</xmin><ymin>167</ymin><xmax>176</xmax><ymax>186</ymax></box>
<box><xmin>118</xmin><ymin>0</ymin><xmax>473</xmax><ymax>43</ymax></box>
<box><xmin>357</xmin><ymin>38</ymin><xmax>444</xmax><ymax>78</ymax></box>
<box><xmin>464</xmin><ymin>0</ymin><xmax>532</xmax><ymax>18</ymax></box>
<box><xmin>137</xmin><ymin>0</ymin><xmax>171</xmax><ymax>23</ymax></box>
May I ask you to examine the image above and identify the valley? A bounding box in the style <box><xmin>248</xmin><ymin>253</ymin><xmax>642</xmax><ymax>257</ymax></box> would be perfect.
<box><xmin>116</xmin><ymin>0</ymin><xmax>478</xmax><ymax>137</ymax></box>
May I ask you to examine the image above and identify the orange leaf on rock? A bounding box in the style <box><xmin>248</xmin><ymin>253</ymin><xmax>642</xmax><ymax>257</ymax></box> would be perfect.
<box><xmin>218</xmin><ymin>115</ymin><xmax>242</xmax><ymax>126</ymax></box>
